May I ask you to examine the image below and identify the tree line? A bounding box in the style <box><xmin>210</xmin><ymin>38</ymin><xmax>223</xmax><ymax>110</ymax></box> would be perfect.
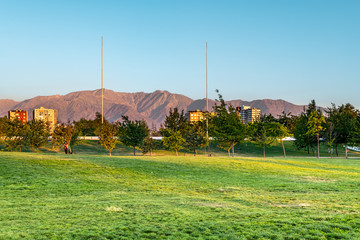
<box><xmin>1</xmin><ymin>94</ymin><xmax>359</xmax><ymax>158</ymax></box>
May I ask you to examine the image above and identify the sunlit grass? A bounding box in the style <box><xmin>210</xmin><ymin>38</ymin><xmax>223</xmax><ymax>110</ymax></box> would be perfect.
<box><xmin>1</xmin><ymin>151</ymin><xmax>360</xmax><ymax>239</ymax></box>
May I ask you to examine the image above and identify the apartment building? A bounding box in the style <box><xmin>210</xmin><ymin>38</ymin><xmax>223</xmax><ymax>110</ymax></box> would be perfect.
<box><xmin>33</xmin><ymin>107</ymin><xmax>58</xmax><ymax>131</ymax></box>
<box><xmin>236</xmin><ymin>105</ymin><xmax>261</xmax><ymax>124</ymax></box>
<box><xmin>186</xmin><ymin>110</ymin><xmax>205</xmax><ymax>123</ymax></box>
<box><xmin>8</xmin><ymin>109</ymin><xmax>28</xmax><ymax>124</ymax></box>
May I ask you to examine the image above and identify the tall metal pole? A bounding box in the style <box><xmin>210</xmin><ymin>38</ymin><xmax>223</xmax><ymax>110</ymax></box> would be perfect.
<box><xmin>206</xmin><ymin>42</ymin><xmax>208</xmax><ymax>113</ymax></box>
<box><xmin>101</xmin><ymin>36</ymin><xmax>104</xmax><ymax>124</ymax></box>
<box><xmin>206</xmin><ymin>42</ymin><xmax>209</xmax><ymax>154</ymax></box>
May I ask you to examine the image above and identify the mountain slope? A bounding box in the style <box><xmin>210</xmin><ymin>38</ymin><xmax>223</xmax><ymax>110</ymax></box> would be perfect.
<box><xmin>0</xmin><ymin>99</ymin><xmax>19</xmax><ymax>116</ymax></box>
<box><xmin>0</xmin><ymin>89</ymin><xmax>306</xmax><ymax>126</ymax></box>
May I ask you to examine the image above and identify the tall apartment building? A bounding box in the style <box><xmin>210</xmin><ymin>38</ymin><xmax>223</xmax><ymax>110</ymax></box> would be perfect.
<box><xmin>186</xmin><ymin>110</ymin><xmax>205</xmax><ymax>123</ymax></box>
<box><xmin>236</xmin><ymin>106</ymin><xmax>261</xmax><ymax>124</ymax></box>
<box><xmin>186</xmin><ymin>110</ymin><xmax>215</xmax><ymax>123</ymax></box>
<box><xmin>8</xmin><ymin>110</ymin><xmax>28</xmax><ymax>124</ymax></box>
<box><xmin>33</xmin><ymin>107</ymin><xmax>58</xmax><ymax>131</ymax></box>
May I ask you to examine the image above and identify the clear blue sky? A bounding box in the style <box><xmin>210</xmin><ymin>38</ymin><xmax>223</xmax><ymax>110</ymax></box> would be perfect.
<box><xmin>1</xmin><ymin>0</ymin><xmax>359</xmax><ymax>108</ymax></box>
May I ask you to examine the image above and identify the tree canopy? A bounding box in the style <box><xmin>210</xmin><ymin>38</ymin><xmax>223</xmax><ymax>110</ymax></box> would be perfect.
<box><xmin>210</xmin><ymin>91</ymin><xmax>247</xmax><ymax>157</ymax></box>
<box><xmin>119</xmin><ymin>116</ymin><xmax>149</xmax><ymax>156</ymax></box>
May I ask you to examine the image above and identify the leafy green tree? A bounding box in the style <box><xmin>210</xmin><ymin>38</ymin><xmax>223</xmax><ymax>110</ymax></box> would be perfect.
<box><xmin>161</xmin><ymin>107</ymin><xmax>188</xmax><ymax>135</ymax></box>
<box><xmin>184</xmin><ymin>122</ymin><xmax>208</xmax><ymax>156</ymax></box>
<box><xmin>277</xmin><ymin>111</ymin><xmax>298</xmax><ymax>134</ymax></box>
<box><xmin>142</xmin><ymin>136</ymin><xmax>157</xmax><ymax>156</ymax></box>
<box><xmin>25</xmin><ymin>119</ymin><xmax>50</xmax><ymax>152</ymax></box>
<box><xmin>3</xmin><ymin>119</ymin><xmax>29</xmax><ymax>152</ymax></box>
<box><xmin>293</xmin><ymin>100</ymin><xmax>319</xmax><ymax>155</ymax></box>
<box><xmin>328</xmin><ymin>103</ymin><xmax>360</xmax><ymax>159</ymax></box>
<box><xmin>0</xmin><ymin>116</ymin><xmax>8</xmax><ymax>141</ymax></box>
<box><xmin>261</xmin><ymin>114</ymin><xmax>276</xmax><ymax>123</ymax></box>
<box><xmin>119</xmin><ymin>116</ymin><xmax>149</xmax><ymax>156</ymax></box>
<box><xmin>306</xmin><ymin>110</ymin><xmax>326</xmax><ymax>159</ymax></box>
<box><xmin>325</xmin><ymin>104</ymin><xmax>340</xmax><ymax>156</ymax></box>
<box><xmin>324</xmin><ymin>120</ymin><xmax>336</xmax><ymax>158</ymax></box>
<box><xmin>51</xmin><ymin>123</ymin><xmax>75</xmax><ymax>152</ymax></box>
<box><xmin>95</xmin><ymin>121</ymin><xmax>117</xmax><ymax>156</ymax></box>
<box><xmin>73</xmin><ymin>112</ymin><xmax>107</xmax><ymax>136</ymax></box>
<box><xmin>248</xmin><ymin>121</ymin><xmax>287</xmax><ymax>158</ymax></box>
<box><xmin>210</xmin><ymin>91</ymin><xmax>247</xmax><ymax>157</ymax></box>
<box><xmin>161</xmin><ymin>129</ymin><xmax>186</xmax><ymax>156</ymax></box>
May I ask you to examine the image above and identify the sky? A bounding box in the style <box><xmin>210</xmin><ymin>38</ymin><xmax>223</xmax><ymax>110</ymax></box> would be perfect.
<box><xmin>1</xmin><ymin>0</ymin><xmax>359</xmax><ymax>108</ymax></box>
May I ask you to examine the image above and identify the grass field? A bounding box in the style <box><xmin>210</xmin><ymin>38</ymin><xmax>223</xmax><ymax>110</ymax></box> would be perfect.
<box><xmin>1</xmin><ymin>149</ymin><xmax>360</xmax><ymax>239</ymax></box>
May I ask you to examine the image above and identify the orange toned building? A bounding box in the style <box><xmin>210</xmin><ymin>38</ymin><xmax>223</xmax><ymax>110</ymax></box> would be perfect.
<box><xmin>8</xmin><ymin>110</ymin><xmax>28</xmax><ymax>124</ymax></box>
<box><xmin>186</xmin><ymin>110</ymin><xmax>214</xmax><ymax>123</ymax></box>
<box><xmin>187</xmin><ymin>110</ymin><xmax>205</xmax><ymax>123</ymax></box>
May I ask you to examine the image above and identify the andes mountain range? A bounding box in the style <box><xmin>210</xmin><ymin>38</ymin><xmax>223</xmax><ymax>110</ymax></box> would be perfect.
<box><xmin>0</xmin><ymin>89</ymin><xmax>307</xmax><ymax>128</ymax></box>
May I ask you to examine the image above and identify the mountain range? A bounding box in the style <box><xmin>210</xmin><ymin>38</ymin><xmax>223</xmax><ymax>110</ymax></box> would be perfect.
<box><xmin>0</xmin><ymin>89</ymin><xmax>307</xmax><ymax>127</ymax></box>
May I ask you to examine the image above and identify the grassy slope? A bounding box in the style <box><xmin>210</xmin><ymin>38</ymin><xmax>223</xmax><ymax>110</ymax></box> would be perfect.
<box><xmin>1</xmin><ymin>152</ymin><xmax>360</xmax><ymax>239</ymax></box>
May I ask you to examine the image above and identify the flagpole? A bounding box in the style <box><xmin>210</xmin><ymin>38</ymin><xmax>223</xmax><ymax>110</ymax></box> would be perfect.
<box><xmin>101</xmin><ymin>36</ymin><xmax>104</xmax><ymax>124</ymax></box>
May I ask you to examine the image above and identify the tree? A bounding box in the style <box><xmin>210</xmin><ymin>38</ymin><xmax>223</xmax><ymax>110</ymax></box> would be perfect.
<box><xmin>161</xmin><ymin>107</ymin><xmax>188</xmax><ymax>135</ymax></box>
<box><xmin>210</xmin><ymin>91</ymin><xmax>247</xmax><ymax>157</ymax></box>
<box><xmin>25</xmin><ymin>119</ymin><xmax>50</xmax><ymax>152</ymax></box>
<box><xmin>95</xmin><ymin>122</ymin><xmax>117</xmax><ymax>156</ymax></box>
<box><xmin>277</xmin><ymin>111</ymin><xmax>298</xmax><ymax>134</ymax></box>
<box><xmin>73</xmin><ymin>112</ymin><xmax>107</xmax><ymax>136</ymax></box>
<box><xmin>0</xmin><ymin>117</ymin><xmax>8</xmax><ymax>142</ymax></box>
<box><xmin>293</xmin><ymin>100</ymin><xmax>319</xmax><ymax>155</ymax></box>
<box><xmin>306</xmin><ymin>110</ymin><xmax>326</xmax><ymax>159</ymax></box>
<box><xmin>119</xmin><ymin>116</ymin><xmax>149</xmax><ymax>156</ymax></box>
<box><xmin>142</xmin><ymin>136</ymin><xmax>157</xmax><ymax>156</ymax></box>
<box><xmin>51</xmin><ymin>123</ymin><xmax>75</xmax><ymax>152</ymax></box>
<box><xmin>324</xmin><ymin>104</ymin><xmax>339</xmax><ymax>157</ymax></box>
<box><xmin>329</xmin><ymin>104</ymin><xmax>360</xmax><ymax>159</ymax></box>
<box><xmin>261</xmin><ymin>114</ymin><xmax>276</xmax><ymax>123</ymax></box>
<box><xmin>183</xmin><ymin>122</ymin><xmax>208</xmax><ymax>156</ymax></box>
<box><xmin>3</xmin><ymin>119</ymin><xmax>29</xmax><ymax>152</ymax></box>
<box><xmin>325</xmin><ymin>121</ymin><xmax>336</xmax><ymax>158</ymax></box>
<box><xmin>161</xmin><ymin>129</ymin><xmax>186</xmax><ymax>156</ymax></box>
<box><xmin>248</xmin><ymin>121</ymin><xmax>287</xmax><ymax>158</ymax></box>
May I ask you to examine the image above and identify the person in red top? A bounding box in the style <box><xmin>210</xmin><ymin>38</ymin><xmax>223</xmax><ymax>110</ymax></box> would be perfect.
<box><xmin>64</xmin><ymin>144</ymin><xmax>68</xmax><ymax>154</ymax></box>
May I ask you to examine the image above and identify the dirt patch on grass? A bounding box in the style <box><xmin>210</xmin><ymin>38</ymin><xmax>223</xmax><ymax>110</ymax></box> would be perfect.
<box><xmin>195</xmin><ymin>202</ymin><xmax>228</xmax><ymax>208</ymax></box>
<box><xmin>273</xmin><ymin>203</ymin><xmax>311</xmax><ymax>208</ymax></box>
<box><xmin>299</xmin><ymin>176</ymin><xmax>336</xmax><ymax>183</ymax></box>
<box><xmin>105</xmin><ymin>206</ymin><xmax>123</xmax><ymax>212</ymax></box>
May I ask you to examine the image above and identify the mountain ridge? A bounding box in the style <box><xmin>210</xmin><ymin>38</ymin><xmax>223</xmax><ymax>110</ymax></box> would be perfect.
<box><xmin>0</xmin><ymin>89</ymin><xmax>306</xmax><ymax>127</ymax></box>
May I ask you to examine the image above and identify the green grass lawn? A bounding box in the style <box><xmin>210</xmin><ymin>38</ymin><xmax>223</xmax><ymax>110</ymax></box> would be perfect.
<box><xmin>1</xmin><ymin>151</ymin><xmax>360</xmax><ymax>239</ymax></box>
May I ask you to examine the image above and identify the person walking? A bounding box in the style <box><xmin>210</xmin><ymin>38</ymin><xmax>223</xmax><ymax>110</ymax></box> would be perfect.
<box><xmin>64</xmin><ymin>143</ymin><xmax>68</xmax><ymax>154</ymax></box>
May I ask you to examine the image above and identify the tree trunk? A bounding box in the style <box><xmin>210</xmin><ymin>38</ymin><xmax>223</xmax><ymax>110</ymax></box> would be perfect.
<box><xmin>133</xmin><ymin>147</ymin><xmax>136</xmax><ymax>156</ymax></box>
<box><xmin>317</xmin><ymin>133</ymin><xmax>320</xmax><ymax>159</ymax></box>
<box><xmin>263</xmin><ymin>143</ymin><xmax>266</xmax><ymax>158</ymax></box>
<box><xmin>232</xmin><ymin>144</ymin><xmax>234</xmax><ymax>157</ymax></box>
<box><xmin>345</xmin><ymin>144</ymin><xmax>348</xmax><ymax>159</ymax></box>
<box><xmin>336</xmin><ymin>144</ymin><xmax>338</xmax><ymax>156</ymax></box>
<box><xmin>194</xmin><ymin>146</ymin><xmax>196</xmax><ymax>156</ymax></box>
<box><xmin>331</xmin><ymin>148</ymin><xmax>333</xmax><ymax>158</ymax></box>
<box><xmin>227</xmin><ymin>147</ymin><xmax>231</xmax><ymax>157</ymax></box>
<box><xmin>281</xmin><ymin>140</ymin><xmax>286</xmax><ymax>158</ymax></box>
<box><xmin>109</xmin><ymin>150</ymin><xmax>112</xmax><ymax>157</ymax></box>
<box><xmin>176</xmin><ymin>149</ymin><xmax>178</xmax><ymax>156</ymax></box>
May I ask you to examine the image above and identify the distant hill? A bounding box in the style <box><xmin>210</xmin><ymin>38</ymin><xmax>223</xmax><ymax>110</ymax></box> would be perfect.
<box><xmin>0</xmin><ymin>89</ymin><xmax>306</xmax><ymax>127</ymax></box>
<box><xmin>0</xmin><ymin>99</ymin><xmax>20</xmax><ymax>117</ymax></box>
